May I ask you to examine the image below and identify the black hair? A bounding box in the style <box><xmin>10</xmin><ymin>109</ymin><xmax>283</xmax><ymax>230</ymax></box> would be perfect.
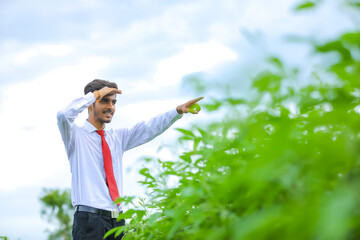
<box><xmin>84</xmin><ymin>79</ymin><xmax>118</xmax><ymax>95</ymax></box>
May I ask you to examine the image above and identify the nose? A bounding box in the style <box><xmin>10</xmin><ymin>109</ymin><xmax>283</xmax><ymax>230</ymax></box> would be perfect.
<box><xmin>106</xmin><ymin>102</ymin><xmax>115</xmax><ymax>112</ymax></box>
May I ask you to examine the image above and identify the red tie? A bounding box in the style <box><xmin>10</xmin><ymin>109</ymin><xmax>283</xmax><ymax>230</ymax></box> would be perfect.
<box><xmin>96</xmin><ymin>130</ymin><xmax>120</xmax><ymax>206</ymax></box>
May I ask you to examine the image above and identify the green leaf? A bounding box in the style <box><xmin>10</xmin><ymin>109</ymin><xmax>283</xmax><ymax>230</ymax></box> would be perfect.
<box><xmin>226</xmin><ymin>98</ymin><xmax>247</xmax><ymax>105</ymax></box>
<box><xmin>196</xmin><ymin>127</ymin><xmax>206</xmax><ymax>137</ymax></box>
<box><xmin>139</xmin><ymin>168</ymin><xmax>155</xmax><ymax>180</ymax></box>
<box><xmin>114</xmin><ymin>196</ymin><xmax>135</xmax><ymax>205</ymax></box>
<box><xmin>180</xmin><ymin>154</ymin><xmax>192</xmax><ymax>163</ymax></box>
<box><xmin>175</xmin><ymin>128</ymin><xmax>196</xmax><ymax>137</ymax></box>
<box><xmin>316</xmin><ymin>40</ymin><xmax>352</xmax><ymax>61</ymax></box>
<box><xmin>342</xmin><ymin>32</ymin><xmax>360</xmax><ymax>47</ymax></box>
<box><xmin>148</xmin><ymin>212</ymin><xmax>163</xmax><ymax>225</ymax></box>
<box><xmin>203</xmin><ymin>102</ymin><xmax>222</xmax><ymax>111</ymax></box>
<box><xmin>114</xmin><ymin>226</ymin><xmax>126</xmax><ymax>238</ymax></box>
<box><xmin>178</xmin><ymin>135</ymin><xmax>194</xmax><ymax>142</ymax></box>
<box><xmin>117</xmin><ymin>209</ymin><xmax>136</xmax><ymax>220</ymax></box>
<box><xmin>104</xmin><ymin>226</ymin><xmax>125</xmax><ymax>239</ymax></box>
<box><xmin>268</xmin><ymin>56</ymin><xmax>284</xmax><ymax>69</ymax></box>
<box><xmin>135</xmin><ymin>210</ymin><xmax>146</xmax><ymax>220</ymax></box>
<box><xmin>294</xmin><ymin>1</ymin><xmax>316</xmax><ymax>11</ymax></box>
<box><xmin>252</xmin><ymin>70</ymin><xmax>283</xmax><ymax>93</ymax></box>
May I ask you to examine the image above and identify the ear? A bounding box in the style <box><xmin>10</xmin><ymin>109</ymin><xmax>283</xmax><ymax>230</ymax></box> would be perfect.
<box><xmin>88</xmin><ymin>104</ymin><xmax>93</xmax><ymax>112</ymax></box>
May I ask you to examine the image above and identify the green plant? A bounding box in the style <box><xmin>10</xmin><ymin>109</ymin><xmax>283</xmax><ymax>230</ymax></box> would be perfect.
<box><xmin>39</xmin><ymin>188</ymin><xmax>73</xmax><ymax>240</ymax></box>
<box><xmin>106</xmin><ymin>1</ymin><xmax>360</xmax><ymax>239</ymax></box>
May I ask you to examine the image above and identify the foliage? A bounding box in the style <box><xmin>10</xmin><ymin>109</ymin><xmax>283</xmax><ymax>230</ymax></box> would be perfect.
<box><xmin>294</xmin><ymin>0</ymin><xmax>322</xmax><ymax>11</ymax></box>
<box><xmin>105</xmin><ymin>1</ymin><xmax>360</xmax><ymax>240</ymax></box>
<box><xmin>39</xmin><ymin>188</ymin><xmax>73</xmax><ymax>240</ymax></box>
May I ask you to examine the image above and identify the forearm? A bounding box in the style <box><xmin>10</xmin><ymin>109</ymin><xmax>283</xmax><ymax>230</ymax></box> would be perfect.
<box><xmin>57</xmin><ymin>92</ymin><xmax>95</xmax><ymax>138</ymax></box>
<box><xmin>123</xmin><ymin>108</ymin><xmax>182</xmax><ymax>150</ymax></box>
<box><xmin>57</xmin><ymin>92</ymin><xmax>96</xmax><ymax>121</ymax></box>
<box><xmin>57</xmin><ymin>92</ymin><xmax>96</xmax><ymax>151</ymax></box>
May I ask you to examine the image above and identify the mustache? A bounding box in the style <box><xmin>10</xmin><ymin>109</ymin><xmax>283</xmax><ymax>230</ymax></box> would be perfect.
<box><xmin>103</xmin><ymin>109</ymin><xmax>113</xmax><ymax>114</ymax></box>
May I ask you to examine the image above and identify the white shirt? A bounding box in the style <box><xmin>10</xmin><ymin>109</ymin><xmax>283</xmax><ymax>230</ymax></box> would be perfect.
<box><xmin>57</xmin><ymin>92</ymin><xmax>182</xmax><ymax>211</ymax></box>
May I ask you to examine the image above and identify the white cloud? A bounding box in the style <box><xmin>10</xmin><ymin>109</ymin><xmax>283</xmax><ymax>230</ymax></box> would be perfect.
<box><xmin>154</xmin><ymin>41</ymin><xmax>237</xmax><ymax>86</ymax></box>
<box><xmin>0</xmin><ymin>56</ymin><xmax>110</xmax><ymax>190</ymax></box>
<box><xmin>7</xmin><ymin>43</ymin><xmax>75</xmax><ymax>66</ymax></box>
<box><xmin>40</xmin><ymin>44</ymin><xmax>74</xmax><ymax>57</ymax></box>
<box><xmin>12</xmin><ymin>49</ymin><xmax>39</xmax><ymax>64</ymax></box>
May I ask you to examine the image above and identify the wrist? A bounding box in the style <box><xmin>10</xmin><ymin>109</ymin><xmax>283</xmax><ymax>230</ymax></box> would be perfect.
<box><xmin>176</xmin><ymin>106</ymin><xmax>183</xmax><ymax>114</ymax></box>
<box><xmin>94</xmin><ymin>90</ymin><xmax>101</xmax><ymax>99</ymax></box>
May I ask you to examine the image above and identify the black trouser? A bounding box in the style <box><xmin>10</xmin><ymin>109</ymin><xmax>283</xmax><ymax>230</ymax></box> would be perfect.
<box><xmin>72</xmin><ymin>211</ymin><xmax>125</xmax><ymax>240</ymax></box>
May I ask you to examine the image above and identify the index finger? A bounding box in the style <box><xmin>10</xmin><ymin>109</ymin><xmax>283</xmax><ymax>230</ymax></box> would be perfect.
<box><xmin>188</xmin><ymin>96</ymin><xmax>204</xmax><ymax>105</ymax></box>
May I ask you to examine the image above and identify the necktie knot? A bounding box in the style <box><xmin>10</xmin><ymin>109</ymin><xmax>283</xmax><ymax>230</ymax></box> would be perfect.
<box><xmin>96</xmin><ymin>130</ymin><xmax>105</xmax><ymax>136</ymax></box>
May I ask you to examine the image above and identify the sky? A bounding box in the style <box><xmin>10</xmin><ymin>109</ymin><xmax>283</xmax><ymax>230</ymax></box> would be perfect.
<box><xmin>0</xmin><ymin>0</ymin><xmax>354</xmax><ymax>239</ymax></box>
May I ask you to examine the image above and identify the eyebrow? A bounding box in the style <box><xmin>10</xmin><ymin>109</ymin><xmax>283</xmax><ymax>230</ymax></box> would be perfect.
<box><xmin>100</xmin><ymin>97</ymin><xmax>117</xmax><ymax>103</ymax></box>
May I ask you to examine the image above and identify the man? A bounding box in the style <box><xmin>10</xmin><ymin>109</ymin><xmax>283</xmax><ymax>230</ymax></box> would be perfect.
<box><xmin>57</xmin><ymin>79</ymin><xmax>203</xmax><ymax>240</ymax></box>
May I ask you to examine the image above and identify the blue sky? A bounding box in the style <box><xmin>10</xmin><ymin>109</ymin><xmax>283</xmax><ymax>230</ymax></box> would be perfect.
<box><xmin>0</xmin><ymin>0</ymin><xmax>354</xmax><ymax>239</ymax></box>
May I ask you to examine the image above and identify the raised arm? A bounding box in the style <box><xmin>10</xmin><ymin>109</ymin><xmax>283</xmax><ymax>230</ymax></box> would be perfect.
<box><xmin>56</xmin><ymin>92</ymin><xmax>96</xmax><ymax>154</ymax></box>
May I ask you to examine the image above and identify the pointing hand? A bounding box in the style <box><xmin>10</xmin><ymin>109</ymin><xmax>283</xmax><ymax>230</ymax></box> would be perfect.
<box><xmin>176</xmin><ymin>97</ymin><xmax>204</xmax><ymax>114</ymax></box>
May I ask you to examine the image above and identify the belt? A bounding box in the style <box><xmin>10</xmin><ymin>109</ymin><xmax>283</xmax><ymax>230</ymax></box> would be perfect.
<box><xmin>75</xmin><ymin>205</ymin><xmax>122</xmax><ymax>219</ymax></box>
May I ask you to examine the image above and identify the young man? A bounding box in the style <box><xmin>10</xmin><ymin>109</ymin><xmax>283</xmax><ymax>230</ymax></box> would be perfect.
<box><xmin>57</xmin><ymin>79</ymin><xmax>203</xmax><ymax>240</ymax></box>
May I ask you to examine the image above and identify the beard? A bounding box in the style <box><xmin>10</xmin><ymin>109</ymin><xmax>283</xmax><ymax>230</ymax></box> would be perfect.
<box><xmin>93</xmin><ymin>105</ymin><xmax>114</xmax><ymax>124</ymax></box>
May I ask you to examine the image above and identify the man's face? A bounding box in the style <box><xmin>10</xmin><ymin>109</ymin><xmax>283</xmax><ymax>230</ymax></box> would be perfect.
<box><xmin>91</xmin><ymin>94</ymin><xmax>117</xmax><ymax>124</ymax></box>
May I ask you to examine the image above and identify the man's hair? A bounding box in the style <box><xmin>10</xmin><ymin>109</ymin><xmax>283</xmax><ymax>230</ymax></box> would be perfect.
<box><xmin>84</xmin><ymin>79</ymin><xmax>118</xmax><ymax>95</ymax></box>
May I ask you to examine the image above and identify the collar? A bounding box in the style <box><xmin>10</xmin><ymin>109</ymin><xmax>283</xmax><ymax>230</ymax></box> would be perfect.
<box><xmin>82</xmin><ymin>119</ymin><xmax>106</xmax><ymax>133</ymax></box>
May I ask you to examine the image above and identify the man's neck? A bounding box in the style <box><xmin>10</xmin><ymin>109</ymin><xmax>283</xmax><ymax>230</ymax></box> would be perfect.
<box><xmin>87</xmin><ymin>118</ymin><xmax>105</xmax><ymax>130</ymax></box>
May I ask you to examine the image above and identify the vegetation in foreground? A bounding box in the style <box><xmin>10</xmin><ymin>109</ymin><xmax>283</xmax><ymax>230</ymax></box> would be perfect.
<box><xmin>106</xmin><ymin>1</ymin><xmax>360</xmax><ymax>239</ymax></box>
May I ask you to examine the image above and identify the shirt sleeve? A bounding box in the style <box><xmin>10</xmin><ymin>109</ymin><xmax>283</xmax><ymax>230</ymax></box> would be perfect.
<box><xmin>118</xmin><ymin>108</ymin><xmax>183</xmax><ymax>151</ymax></box>
<box><xmin>57</xmin><ymin>92</ymin><xmax>96</xmax><ymax>155</ymax></box>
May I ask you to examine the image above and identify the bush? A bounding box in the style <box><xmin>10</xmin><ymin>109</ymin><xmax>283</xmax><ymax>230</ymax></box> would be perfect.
<box><xmin>107</xmin><ymin>1</ymin><xmax>360</xmax><ymax>239</ymax></box>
